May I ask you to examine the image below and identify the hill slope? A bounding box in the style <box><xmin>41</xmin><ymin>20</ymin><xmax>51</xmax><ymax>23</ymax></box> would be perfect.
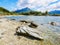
<box><xmin>0</xmin><ymin>7</ymin><xmax>10</xmax><ymax>13</ymax></box>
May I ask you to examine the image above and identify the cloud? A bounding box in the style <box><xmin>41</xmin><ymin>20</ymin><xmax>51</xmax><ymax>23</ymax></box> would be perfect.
<box><xmin>17</xmin><ymin>0</ymin><xmax>60</xmax><ymax>12</ymax></box>
<box><xmin>47</xmin><ymin>1</ymin><xmax>60</xmax><ymax>11</ymax></box>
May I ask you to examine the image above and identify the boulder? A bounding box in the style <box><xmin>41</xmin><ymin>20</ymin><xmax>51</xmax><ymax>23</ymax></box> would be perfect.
<box><xmin>28</xmin><ymin>22</ymin><xmax>38</xmax><ymax>28</ymax></box>
<box><xmin>20</xmin><ymin>20</ymin><xmax>32</xmax><ymax>23</ymax></box>
<box><xmin>20</xmin><ymin>20</ymin><xmax>38</xmax><ymax>28</ymax></box>
<box><xmin>16</xmin><ymin>25</ymin><xmax>43</xmax><ymax>40</ymax></box>
<box><xmin>48</xmin><ymin>22</ymin><xmax>56</xmax><ymax>26</ymax></box>
<box><xmin>49</xmin><ymin>22</ymin><xmax>60</xmax><ymax>26</ymax></box>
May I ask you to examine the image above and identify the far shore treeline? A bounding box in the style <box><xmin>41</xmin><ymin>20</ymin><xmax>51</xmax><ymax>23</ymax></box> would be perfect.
<box><xmin>0</xmin><ymin>7</ymin><xmax>60</xmax><ymax>16</ymax></box>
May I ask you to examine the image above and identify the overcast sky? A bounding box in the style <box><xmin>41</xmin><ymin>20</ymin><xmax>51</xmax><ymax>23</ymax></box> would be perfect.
<box><xmin>0</xmin><ymin>0</ymin><xmax>60</xmax><ymax>12</ymax></box>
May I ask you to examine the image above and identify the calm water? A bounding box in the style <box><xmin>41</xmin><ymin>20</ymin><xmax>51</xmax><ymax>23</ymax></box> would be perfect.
<box><xmin>5</xmin><ymin>16</ymin><xmax>60</xmax><ymax>34</ymax></box>
<box><xmin>5</xmin><ymin>16</ymin><xmax>60</xmax><ymax>24</ymax></box>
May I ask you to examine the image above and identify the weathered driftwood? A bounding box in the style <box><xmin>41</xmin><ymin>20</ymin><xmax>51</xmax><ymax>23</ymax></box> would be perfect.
<box><xmin>16</xmin><ymin>25</ymin><xmax>43</xmax><ymax>40</ymax></box>
<box><xmin>16</xmin><ymin>20</ymin><xmax>43</xmax><ymax>39</ymax></box>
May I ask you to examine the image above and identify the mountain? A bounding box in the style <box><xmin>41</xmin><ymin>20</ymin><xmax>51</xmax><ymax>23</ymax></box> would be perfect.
<box><xmin>14</xmin><ymin>7</ymin><xmax>32</xmax><ymax>13</ymax></box>
<box><xmin>0</xmin><ymin>7</ymin><xmax>10</xmax><ymax>13</ymax></box>
<box><xmin>49</xmin><ymin>10</ymin><xmax>60</xmax><ymax>14</ymax></box>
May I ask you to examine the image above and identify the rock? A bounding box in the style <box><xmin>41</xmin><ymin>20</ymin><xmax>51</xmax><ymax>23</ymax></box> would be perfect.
<box><xmin>49</xmin><ymin>22</ymin><xmax>56</xmax><ymax>26</ymax></box>
<box><xmin>11</xmin><ymin>19</ymin><xmax>16</xmax><ymax>20</ymax></box>
<box><xmin>16</xmin><ymin>25</ymin><xmax>43</xmax><ymax>40</ymax></box>
<box><xmin>28</xmin><ymin>22</ymin><xmax>38</xmax><ymax>28</ymax></box>
<box><xmin>0</xmin><ymin>29</ymin><xmax>5</xmax><ymax>39</ymax></box>
<box><xmin>49</xmin><ymin>22</ymin><xmax>60</xmax><ymax>26</ymax></box>
<box><xmin>20</xmin><ymin>20</ymin><xmax>38</xmax><ymax>28</ymax></box>
<box><xmin>20</xmin><ymin>20</ymin><xmax>33</xmax><ymax>23</ymax></box>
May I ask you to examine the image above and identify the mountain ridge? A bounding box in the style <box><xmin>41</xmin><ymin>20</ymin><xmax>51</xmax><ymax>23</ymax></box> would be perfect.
<box><xmin>14</xmin><ymin>7</ymin><xmax>32</xmax><ymax>13</ymax></box>
<box><xmin>49</xmin><ymin>10</ymin><xmax>60</xmax><ymax>14</ymax></box>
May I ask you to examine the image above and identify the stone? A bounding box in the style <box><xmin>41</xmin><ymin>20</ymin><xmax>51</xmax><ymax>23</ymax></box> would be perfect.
<box><xmin>29</xmin><ymin>22</ymin><xmax>38</xmax><ymax>28</ymax></box>
<box><xmin>11</xmin><ymin>19</ymin><xmax>16</xmax><ymax>20</ymax></box>
<box><xmin>48</xmin><ymin>22</ymin><xmax>56</xmax><ymax>26</ymax></box>
<box><xmin>49</xmin><ymin>22</ymin><xmax>60</xmax><ymax>26</ymax></box>
<box><xmin>20</xmin><ymin>20</ymin><xmax>38</xmax><ymax>28</ymax></box>
<box><xmin>20</xmin><ymin>20</ymin><xmax>33</xmax><ymax>23</ymax></box>
<box><xmin>0</xmin><ymin>29</ymin><xmax>5</xmax><ymax>39</ymax></box>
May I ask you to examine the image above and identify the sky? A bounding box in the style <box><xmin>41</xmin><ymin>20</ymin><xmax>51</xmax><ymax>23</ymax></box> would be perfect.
<box><xmin>0</xmin><ymin>0</ymin><xmax>60</xmax><ymax>12</ymax></box>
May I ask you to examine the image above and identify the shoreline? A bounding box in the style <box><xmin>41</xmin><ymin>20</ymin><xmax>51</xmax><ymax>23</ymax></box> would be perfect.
<box><xmin>0</xmin><ymin>14</ymin><xmax>38</xmax><ymax>16</ymax></box>
<box><xmin>0</xmin><ymin>15</ymin><xmax>60</xmax><ymax>17</ymax></box>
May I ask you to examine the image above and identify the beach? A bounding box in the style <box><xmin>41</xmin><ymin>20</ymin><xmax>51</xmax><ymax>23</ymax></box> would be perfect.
<box><xmin>0</xmin><ymin>16</ymin><xmax>60</xmax><ymax>45</ymax></box>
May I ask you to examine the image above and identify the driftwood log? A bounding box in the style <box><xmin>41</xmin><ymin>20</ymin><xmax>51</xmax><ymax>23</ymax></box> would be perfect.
<box><xmin>16</xmin><ymin>25</ymin><xmax>43</xmax><ymax>40</ymax></box>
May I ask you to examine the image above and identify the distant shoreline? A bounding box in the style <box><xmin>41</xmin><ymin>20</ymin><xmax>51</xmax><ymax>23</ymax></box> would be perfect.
<box><xmin>0</xmin><ymin>15</ymin><xmax>24</xmax><ymax>17</ymax></box>
<box><xmin>0</xmin><ymin>15</ymin><xmax>60</xmax><ymax>17</ymax></box>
